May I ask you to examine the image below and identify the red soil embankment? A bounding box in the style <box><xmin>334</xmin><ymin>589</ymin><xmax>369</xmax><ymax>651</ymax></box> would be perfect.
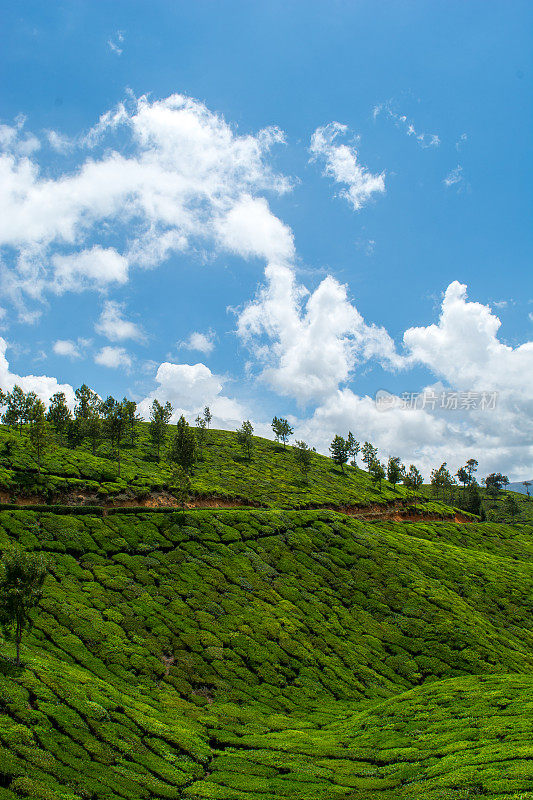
<box><xmin>0</xmin><ymin>489</ymin><xmax>472</xmax><ymax>522</ymax></box>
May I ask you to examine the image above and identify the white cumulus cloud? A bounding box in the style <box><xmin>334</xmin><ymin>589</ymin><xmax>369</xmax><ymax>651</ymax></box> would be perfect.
<box><xmin>94</xmin><ymin>346</ymin><xmax>132</xmax><ymax>370</ymax></box>
<box><xmin>95</xmin><ymin>300</ymin><xmax>144</xmax><ymax>342</ymax></box>
<box><xmin>0</xmin><ymin>93</ymin><xmax>292</xmax><ymax>317</ymax></box>
<box><xmin>0</xmin><ymin>337</ymin><xmax>75</xmax><ymax>406</ymax></box>
<box><xmin>238</xmin><ymin>263</ymin><xmax>403</xmax><ymax>405</ymax></box>
<box><xmin>53</xmin><ymin>339</ymin><xmax>81</xmax><ymax>359</ymax></box>
<box><xmin>137</xmin><ymin>361</ymin><xmax>245</xmax><ymax>428</ymax></box>
<box><xmin>51</xmin><ymin>247</ymin><xmax>129</xmax><ymax>294</ymax></box>
<box><xmin>238</xmin><ymin>274</ymin><xmax>533</xmax><ymax>478</ymax></box>
<box><xmin>180</xmin><ymin>331</ymin><xmax>216</xmax><ymax>355</ymax></box>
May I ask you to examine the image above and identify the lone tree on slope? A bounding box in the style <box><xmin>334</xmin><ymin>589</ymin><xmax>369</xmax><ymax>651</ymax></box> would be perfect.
<box><xmin>0</xmin><ymin>547</ymin><xmax>47</xmax><ymax>666</ymax></box>
<box><xmin>271</xmin><ymin>416</ymin><xmax>294</xmax><ymax>448</ymax></box>
<box><xmin>169</xmin><ymin>416</ymin><xmax>197</xmax><ymax>474</ymax></box>
<box><xmin>123</xmin><ymin>399</ymin><xmax>142</xmax><ymax>447</ymax></box>
<box><xmin>329</xmin><ymin>435</ymin><xmax>350</xmax><ymax>472</ymax></box>
<box><xmin>403</xmin><ymin>465</ymin><xmax>423</xmax><ymax>509</ymax></box>
<box><xmin>3</xmin><ymin>385</ymin><xmax>27</xmax><ymax>434</ymax></box>
<box><xmin>465</xmin><ymin>458</ymin><xmax>479</xmax><ymax>483</ymax></box>
<box><xmin>431</xmin><ymin>463</ymin><xmax>453</xmax><ymax>501</ymax></box>
<box><xmin>29</xmin><ymin>400</ymin><xmax>50</xmax><ymax>473</ymax></box>
<box><xmin>294</xmin><ymin>440</ymin><xmax>313</xmax><ymax>483</ymax></box>
<box><xmin>168</xmin><ymin>464</ymin><xmax>191</xmax><ymax>510</ymax></box>
<box><xmin>236</xmin><ymin>420</ymin><xmax>254</xmax><ymax>461</ymax></box>
<box><xmin>46</xmin><ymin>392</ymin><xmax>72</xmax><ymax>443</ymax></box>
<box><xmin>456</xmin><ymin>466</ymin><xmax>470</xmax><ymax>489</ymax></box>
<box><xmin>101</xmin><ymin>398</ymin><xmax>128</xmax><ymax>476</ymax></box>
<box><xmin>195</xmin><ymin>414</ymin><xmax>207</xmax><ymax>459</ymax></box>
<box><xmin>346</xmin><ymin>432</ymin><xmax>360</xmax><ymax>466</ymax></box>
<box><xmin>387</xmin><ymin>456</ymin><xmax>403</xmax><ymax>486</ymax></box>
<box><xmin>369</xmin><ymin>459</ymin><xmax>386</xmax><ymax>491</ymax></box>
<box><xmin>74</xmin><ymin>384</ymin><xmax>100</xmax><ymax>423</ymax></box>
<box><xmin>503</xmin><ymin>493</ymin><xmax>520</xmax><ymax>523</ymax></box>
<box><xmin>149</xmin><ymin>399</ymin><xmax>173</xmax><ymax>461</ymax></box>
<box><xmin>483</xmin><ymin>472</ymin><xmax>509</xmax><ymax>499</ymax></box>
<box><xmin>361</xmin><ymin>442</ymin><xmax>378</xmax><ymax>470</ymax></box>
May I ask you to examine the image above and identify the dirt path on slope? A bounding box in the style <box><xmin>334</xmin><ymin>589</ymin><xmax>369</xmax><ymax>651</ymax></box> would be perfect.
<box><xmin>0</xmin><ymin>489</ymin><xmax>472</xmax><ymax>523</ymax></box>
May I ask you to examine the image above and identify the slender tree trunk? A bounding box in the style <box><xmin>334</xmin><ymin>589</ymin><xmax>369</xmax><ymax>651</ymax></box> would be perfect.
<box><xmin>16</xmin><ymin>620</ymin><xmax>21</xmax><ymax>665</ymax></box>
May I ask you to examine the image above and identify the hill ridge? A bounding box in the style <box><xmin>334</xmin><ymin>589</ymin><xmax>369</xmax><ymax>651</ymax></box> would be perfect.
<box><xmin>0</xmin><ymin>418</ymin><xmax>532</xmax><ymax>799</ymax></box>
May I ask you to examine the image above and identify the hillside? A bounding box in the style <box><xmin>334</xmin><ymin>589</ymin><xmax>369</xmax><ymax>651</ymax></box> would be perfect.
<box><xmin>0</xmin><ymin>424</ymin><xmax>457</xmax><ymax>518</ymax></box>
<box><xmin>0</xmin><ymin>508</ymin><xmax>532</xmax><ymax>799</ymax></box>
<box><xmin>508</xmin><ymin>480</ymin><xmax>533</xmax><ymax>496</ymax></box>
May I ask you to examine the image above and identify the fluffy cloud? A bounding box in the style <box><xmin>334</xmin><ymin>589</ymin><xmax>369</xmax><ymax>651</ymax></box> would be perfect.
<box><xmin>137</xmin><ymin>361</ymin><xmax>245</xmax><ymax>427</ymax></box>
<box><xmin>309</xmin><ymin>122</ymin><xmax>385</xmax><ymax>211</ymax></box>
<box><xmin>0</xmin><ymin>337</ymin><xmax>75</xmax><ymax>406</ymax></box>
<box><xmin>51</xmin><ymin>247</ymin><xmax>129</xmax><ymax>294</ymax></box>
<box><xmin>95</xmin><ymin>300</ymin><xmax>144</xmax><ymax>342</ymax></box>
<box><xmin>0</xmin><ymin>93</ymin><xmax>291</xmax><ymax>315</ymax></box>
<box><xmin>404</xmin><ymin>281</ymin><xmax>533</xmax><ymax>397</ymax></box>
<box><xmin>239</xmin><ymin>276</ymin><xmax>533</xmax><ymax>478</ymax></box>
<box><xmin>215</xmin><ymin>195</ymin><xmax>295</xmax><ymax>264</ymax></box>
<box><xmin>0</xmin><ymin>116</ymin><xmax>40</xmax><ymax>157</ymax></box>
<box><xmin>180</xmin><ymin>330</ymin><xmax>215</xmax><ymax>355</ymax></box>
<box><xmin>94</xmin><ymin>346</ymin><xmax>132</xmax><ymax>370</ymax></box>
<box><xmin>238</xmin><ymin>263</ymin><xmax>402</xmax><ymax>404</ymax></box>
<box><xmin>53</xmin><ymin>340</ymin><xmax>81</xmax><ymax>359</ymax></box>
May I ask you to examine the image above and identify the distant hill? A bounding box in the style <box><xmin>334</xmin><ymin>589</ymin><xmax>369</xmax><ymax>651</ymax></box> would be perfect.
<box><xmin>508</xmin><ymin>479</ymin><xmax>533</xmax><ymax>495</ymax></box>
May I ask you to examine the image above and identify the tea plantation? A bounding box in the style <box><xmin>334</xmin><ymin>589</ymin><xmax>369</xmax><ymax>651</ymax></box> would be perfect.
<box><xmin>0</xmin><ymin>508</ymin><xmax>532</xmax><ymax>799</ymax></box>
<box><xmin>0</xmin><ymin>424</ymin><xmax>453</xmax><ymax>514</ymax></box>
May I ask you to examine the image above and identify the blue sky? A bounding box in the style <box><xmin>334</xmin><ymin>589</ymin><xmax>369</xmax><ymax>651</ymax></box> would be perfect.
<box><xmin>0</xmin><ymin>1</ymin><xmax>532</xmax><ymax>478</ymax></box>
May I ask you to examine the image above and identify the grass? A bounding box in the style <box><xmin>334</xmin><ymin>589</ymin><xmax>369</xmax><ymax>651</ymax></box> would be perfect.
<box><xmin>0</xmin><ymin>508</ymin><xmax>532</xmax><ymax>798</ymax></box>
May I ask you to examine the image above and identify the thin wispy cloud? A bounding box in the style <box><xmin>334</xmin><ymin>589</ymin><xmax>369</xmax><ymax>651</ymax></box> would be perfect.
<box><xmin>373</xmin><ymin>102</ymin><xmax>440</xmax><ymax>148</ymax></box>
<box><xmin>443</xmin><ymin>165</ymin><xmax>464</xmax><ymax>188</ymax></box>
<box><xmin>107</xmin><ymin>31</ymin><xmax>124</xmax><ymax>56</ymax></box>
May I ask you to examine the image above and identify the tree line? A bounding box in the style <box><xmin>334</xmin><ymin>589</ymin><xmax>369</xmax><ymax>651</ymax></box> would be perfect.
<box><xmin>0</xmin><ymin>385</ymin><xmax>525</xmax><ymax>519</ymax></box>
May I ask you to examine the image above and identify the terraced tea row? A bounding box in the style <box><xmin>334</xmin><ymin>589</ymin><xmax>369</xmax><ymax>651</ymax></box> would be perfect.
<box><xmin>1</xmin><ymin>509</ymin><xmax>532</xmax><ymax>798</ymax></box>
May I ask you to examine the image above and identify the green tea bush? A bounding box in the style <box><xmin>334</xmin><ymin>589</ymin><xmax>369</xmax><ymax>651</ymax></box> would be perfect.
<box><xmin>0</xmin><ymin>503</ymin><xmax>530</xmax><ymax>798</ymax></box>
